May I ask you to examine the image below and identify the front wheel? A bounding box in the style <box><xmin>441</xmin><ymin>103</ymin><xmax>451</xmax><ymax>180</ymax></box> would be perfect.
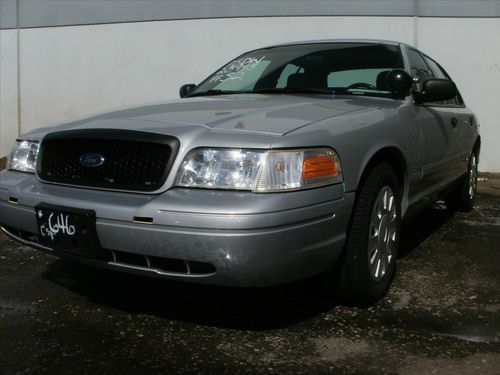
<box><xmin>337</xmin><ymin>164</ymin><xmax>401</xmax><ymax>306</ymax></box>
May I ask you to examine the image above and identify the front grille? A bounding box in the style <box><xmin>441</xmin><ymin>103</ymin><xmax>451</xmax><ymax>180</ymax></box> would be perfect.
<box><xmin>38</xmin><ymin>130</ymin><xmax>179</xmax><ymax>192</ymax></box>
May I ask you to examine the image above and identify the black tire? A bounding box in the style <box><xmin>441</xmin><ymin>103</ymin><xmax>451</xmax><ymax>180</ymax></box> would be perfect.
<box><xmin>338</xmin><ymin>163</ymin><xmax>402</xmax><ymax>306</ymax></box>
<box><xmin>445</xmin><ymin>152</ymin><xmax>478</xmax><ymax>212</ymax></box>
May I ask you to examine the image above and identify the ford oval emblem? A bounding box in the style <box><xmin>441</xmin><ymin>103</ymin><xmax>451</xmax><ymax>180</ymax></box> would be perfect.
<box><xmin>79</xmin><ymin>152</ymin><xmax>105</xmax><ymax>168</ymax></box>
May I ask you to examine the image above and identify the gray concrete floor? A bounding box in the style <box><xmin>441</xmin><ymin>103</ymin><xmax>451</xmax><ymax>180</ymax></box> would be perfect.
<box><xmin>0</xmin><ymin>176</ymin><xmax>499</xmax><ymax>374</ymax></box>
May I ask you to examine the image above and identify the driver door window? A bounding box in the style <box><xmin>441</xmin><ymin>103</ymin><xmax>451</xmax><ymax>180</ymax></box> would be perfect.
<box><xmin>407</xmin><ymin>49</ymin><xmax>434</xmax><ymax>90</ymax></box>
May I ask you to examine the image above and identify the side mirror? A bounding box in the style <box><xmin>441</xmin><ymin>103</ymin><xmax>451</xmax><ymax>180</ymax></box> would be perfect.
<box><xmin>386</xmin><ymin>69</ymin><xmax>413</xmax><ymax>99</ymax></box>
<box><xmin>179</xmin><ymin>83</ymin><xmax>196</xmax><ymax>98</ymax></box>
<box><xmin>414</xmin><ymin>79</ymin><xmax>457</xmax><ymax>104</ymax></box>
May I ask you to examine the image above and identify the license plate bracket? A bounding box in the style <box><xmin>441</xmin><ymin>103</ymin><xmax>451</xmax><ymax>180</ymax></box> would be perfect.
<box><xmin>35</xmin><ymin>203</ymin><xmax>100</xmax><ymax>257</ymax></box>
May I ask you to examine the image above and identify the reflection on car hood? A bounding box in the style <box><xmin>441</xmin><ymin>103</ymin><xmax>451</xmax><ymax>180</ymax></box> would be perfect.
<box><xmin>38</xmin><ymin>94</ymin><xmax>397</xmax><ymax>138</ymax></box>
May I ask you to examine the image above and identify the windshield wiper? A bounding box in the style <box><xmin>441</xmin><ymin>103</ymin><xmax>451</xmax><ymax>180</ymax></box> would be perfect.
<box><xmin>251</xmin><ymin>87</ymin><xmax>333</xmax><ymax>95</ymax></box>
<box><xmin>187</xmin><ymin>89</ymin><xmax>247</xmax><ymax>98</ymax></box>
<box><xmin>187</xmin><ymin>87</ymin><xmax>334</xmax><ymax>98</ymax></box>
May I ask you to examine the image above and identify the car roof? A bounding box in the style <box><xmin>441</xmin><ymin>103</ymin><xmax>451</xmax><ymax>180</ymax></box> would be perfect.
<box><xmin>263</xmin><ymin>39</ymin><xmax>405</xmax><ymax>49</ymax></box>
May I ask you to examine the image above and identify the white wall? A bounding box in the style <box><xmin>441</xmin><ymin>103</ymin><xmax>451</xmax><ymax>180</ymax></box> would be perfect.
<box><xmin>0</xmin><ymin>16</ymin><xmax>499</xmax><ymax>171</ymax></box>
<box><xmin>0</xmin><ymin>29</ymin><xmax>18</xmax><ymax>156</ymax></box>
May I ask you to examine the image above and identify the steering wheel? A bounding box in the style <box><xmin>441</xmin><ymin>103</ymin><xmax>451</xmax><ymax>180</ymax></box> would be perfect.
<box><xmin>346</xmin><ymin>82</ymin><xmax>377</xmax><ymax>90</ymax></box>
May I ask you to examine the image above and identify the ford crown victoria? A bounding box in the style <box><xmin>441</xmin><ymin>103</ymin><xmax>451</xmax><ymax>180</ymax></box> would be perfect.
<box><xmin>0</xmin><ymin>40</ymin><xmax>480</xmax><ymax>305</ymax></box>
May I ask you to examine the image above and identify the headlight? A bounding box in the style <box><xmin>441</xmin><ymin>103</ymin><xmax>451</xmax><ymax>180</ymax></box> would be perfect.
<box><xmin>177</xmin><ymin>149</ymin><xmax>266</xmax><ymax>190</ymax></box>
<box><xmin>176</xmin><ymin>147</ymin><xmax>342</xmax><ymax>192</ymax></box>
<box><xmin>7</xmin><ymin>140</ymin><xmax>39</xmax><ymax>173</ymax></box>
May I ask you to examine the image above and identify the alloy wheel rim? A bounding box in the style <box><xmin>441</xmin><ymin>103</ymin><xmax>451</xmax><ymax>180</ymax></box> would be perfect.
<box><xmin>468</xmin><ymin>154</ymin><xmax>478</xmax><ymax>200</ymax></box>
<box><xmin>368</xmin><ymin>185</ymin><xmax>398</xmax><ymax>282</ymax></box>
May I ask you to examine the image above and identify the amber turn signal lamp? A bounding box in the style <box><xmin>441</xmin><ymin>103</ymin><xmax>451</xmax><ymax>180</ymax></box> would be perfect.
<box><xmin>302</xmin><ymin>156</ymin><xmax>338</xmax><ymax>180</ymax></box>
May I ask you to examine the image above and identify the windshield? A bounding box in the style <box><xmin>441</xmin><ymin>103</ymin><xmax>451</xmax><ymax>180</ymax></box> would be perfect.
<box><xmin>190</xmin><ymin>43</ymin><xmax>404</xmax><ymax>98</ymax></box>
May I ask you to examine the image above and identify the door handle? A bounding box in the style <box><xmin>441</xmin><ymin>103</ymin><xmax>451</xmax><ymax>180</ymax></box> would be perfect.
<box><xmin>451</xmin><ymin>117</ymin><xmax>458</xmax><ymax>127</ymax></box>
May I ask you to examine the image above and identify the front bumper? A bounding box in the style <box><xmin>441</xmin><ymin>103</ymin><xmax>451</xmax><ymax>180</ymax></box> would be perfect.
<box><xmin>0</xmin><ymin>171</ymin><xmax>354</xmax><ymax>286</ymax></box>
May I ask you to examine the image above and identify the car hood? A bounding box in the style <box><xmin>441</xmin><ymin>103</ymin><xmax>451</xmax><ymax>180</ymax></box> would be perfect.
<box><xmin>37</xmin><ymin>94</ymin><xmax>396</xmax><ymax>139</ymax></box>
